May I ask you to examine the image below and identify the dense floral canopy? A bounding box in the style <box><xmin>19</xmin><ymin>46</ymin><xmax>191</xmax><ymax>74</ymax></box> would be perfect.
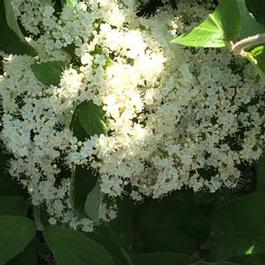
<box><xmin>1</xmin><ymin>0</ymin><xmax>264</xmax><ymax>230</ymax></box>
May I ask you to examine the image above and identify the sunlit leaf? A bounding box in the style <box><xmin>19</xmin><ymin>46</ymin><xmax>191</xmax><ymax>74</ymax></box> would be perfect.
<box><xmin>60</xmin><ymin>0</ymin><xmax>78</xmax><ymax>6</ymax></box>
<box><xmin>248</xmin><ymin>46</ymin><xmax>265</xmax><ymax>77</ymax></box>
<box><xmin>171</xmin><ymin>0</ymin><xmax>240</xmax><ymax>47</ymax></box>
<box><xmin>65</xmin><ymin>0</ymin><xmax>78</xmax><ymax>6</ymax></box>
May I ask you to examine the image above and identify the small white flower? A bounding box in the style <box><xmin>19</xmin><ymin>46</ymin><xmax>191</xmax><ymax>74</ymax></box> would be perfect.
<box><xmin>81</xmin><ymin>53</ymin><xmax>92</xmax><ymax>65</ymax></box>
<box><xmin>43</xmin><ymin>6</ymin><xmax>55</xmax><ymax>18</ymax></box>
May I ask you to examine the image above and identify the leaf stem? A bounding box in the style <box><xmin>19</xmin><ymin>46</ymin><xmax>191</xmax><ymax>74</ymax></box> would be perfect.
<box><xmin>33</xmin><ymin>205</ymin><xmax>44</xmax><ymax>231</ymax></box>
<box><xmin>229</xmin><ymin>33</ymin><xmax>265</xmax><ymax>57</ymax></box>
<box><xmin>120</xmin><ymin>246</ymin><xmax>133</xmax><ymax>265</ymax></box>
<box><xmin>70</xmin><ymin>164</ymin><xmax>76</xmax><ymax>209</ymax></box>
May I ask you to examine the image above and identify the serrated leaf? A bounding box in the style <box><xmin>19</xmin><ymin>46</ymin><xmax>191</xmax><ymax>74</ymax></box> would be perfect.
<box><xmin>248</xmin><ymin>46</ymin><xmax>265</xmax><ymax>77</ymax></box>
<box><xmin>171</xmin><ymin>0</ymin><xmax>240</xmax><ymax>47</ymax></box>
<box><xmin>0</xmin><ymin>1</ymin><xmax>35</xmax><ymax>55</ymax></box>
<box><xmin>44</xmin><ymin>226</ymin><xmax>115</xmax><ymax>265</ymax></box>
<box><xmin>0</xmin><ymin>215</ymin><xmax>36</xmax><ymax>265</ymax></box>
<box><xmin>246</xmin><ymin>0</ymin><xmax>265</xmax><ymax>26</ymax></box>
<box><xmin>70</xmin><ymin>100</ymin><xmax>109</xmax><ymax>140</ymax></box>
<box><xmin>31</xmin><ymin>61</ymin><xmax>65</xmax><ymax>86</ymax></box>
<box><xmin>84</xmin><ymin>180</ymin><xmax>103</xmax><ymax>225</ymax></box>
<box><xmin>132</xmin><ymin>252</ymin><xmax>193</xmax><ymax>265</ymax></box>
<box><xmin>208</xmin><ymin>192</ymin><xmax>265</xmax><ymax>260</ymax></box>
<box><xmin>0</xmin><ymin>196</ymin><xmax>28</xmax><ymax>216</ymax></box>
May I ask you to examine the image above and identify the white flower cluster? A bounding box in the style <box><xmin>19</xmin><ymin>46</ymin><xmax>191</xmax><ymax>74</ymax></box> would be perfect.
<box><xmin>1</xmin><ymin>0</ymin><xmax>265</xmax><ymax>230</ymax></box>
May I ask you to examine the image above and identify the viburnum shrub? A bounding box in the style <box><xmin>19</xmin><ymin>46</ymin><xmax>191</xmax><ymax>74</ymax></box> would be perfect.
<box><xmin>1</xmin><ymin>1</ymin><xmax>265</xmax><ymax>265</ymax></box>
<box><xmin>1</xmin><ymin>0</ymin><xmax>265</xmax><ymax>229</ymax></box>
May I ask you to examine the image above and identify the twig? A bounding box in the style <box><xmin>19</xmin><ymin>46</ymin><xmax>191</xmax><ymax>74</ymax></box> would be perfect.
<box><xmin>228</xmin><ymin>33</ymin><xmax>265</xmax><ymax>58</ymax></box>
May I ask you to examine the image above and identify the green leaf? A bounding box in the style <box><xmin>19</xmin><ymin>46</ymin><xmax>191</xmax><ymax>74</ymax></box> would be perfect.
<box><xmin>255</xmin><ymin>154</ymin><xmax>265</xmax><ymax>192</ymax></box>
<box><xmin>0</xmin><ymin>1</ymin><xmax>35</xmax><ymax>55</ymax></box>
<box><xmin>137</xmin><ymin>197</ymin><xmax>211</xmax><ymax>253</ymax></box>
<box><xmin>64</xmin><ymin>0</ymin><xmax>78</xmax><ymax>6</ymax></box>
<box><xmin>3</xmin><ymin>0</ymin><xmax>25</xmax><ymax>40</ymax></box>
<box><xmin>171</xmin><ymin>0</ymin><xmax>240</xmax><ymax>47</ymax></box>
<box><xmin>89</xmin><ymin>225</ymin><xmax>133</xmax><ymax>265</ymax></box>
<box><xmin>88</xmin><ymin>201</ymin><xmax>133</xmax><ymax>265</ymax></box>
<box><xmin>236</xmin><ymin>0</ymin><xmax>265</xmax><ymax>39</ymax></box>
<box><xmin>131</xmin><ymin>252</ymin><xmax>193</xmax><ymax>265</ymax></box>
<box><xmin>0</xmin><ymin>196</ymin><xmax>28</xmax><ymax>216</ymax></box>
<box><xmin>245</xmin><ymin>0</ymin><xmax>265</xmax><ymax>26</ymax></box>
<box><xmin>248</xmin><ymin>46</ymin><xmax>265</xmax><ymax>77</ymax></box>
<box><xmin>71</xmin><ymin>166</ymin><xmax>98</xmax><ymax>217</ymax></box>
<box><xmin>0</xmin><ymin>215</ymin><xmax>36</xmax><ymax>265</ymax></box>
<box><xmin>208</xmin><ymin>192</ymin><xmax>265</xmax><ymax>260</ymax></box>
<box><xmin>84</xmin><ymin>180</ymin><xmax>103</xmax><ymax>225</ymax></box>
<box><xmin>6</xmin><ymin>237</ymin><xmax>38</xmax><ymax>265</ymax></box>
<box><xmin>70</xmin><ymin>100</ymin><xmax>109</xmax><ymax>140</ymax></box>
<box><xmin>31</xmin><ymin>61</ymin><xmax>65</xmax><ymax>86</ymax></box>
<box><xmin>0</xmin><ymin>173</ymin><xmax>26</xmax><ymax>197</ymax></box>
<box><xmin>231</xmin><ymin>253</ymin><xmax>265</xmax><ymax>265</ymax></box>
<box><xmin>0</xmin><ymin>143</ymin><xmax>26</xmax><ymax>197</ymax></box>
<box><xmin>44</xmin><ymin>226</ymin><xmax>115</xmax><ymax>265</ymax></box>
<box><xmin>190</xmin><ymin>261</ymin><xmax>240</xmax><ymax>265</ymax></box>
<box><xmin>0</xmin><ymin>176</ymin><xmax>25</xmax><ymax>197</ymax></box>
<box><xmin>110</xmin><ymin>200</ymin><xmax>133</xmax><ymax>250</ymax></box>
